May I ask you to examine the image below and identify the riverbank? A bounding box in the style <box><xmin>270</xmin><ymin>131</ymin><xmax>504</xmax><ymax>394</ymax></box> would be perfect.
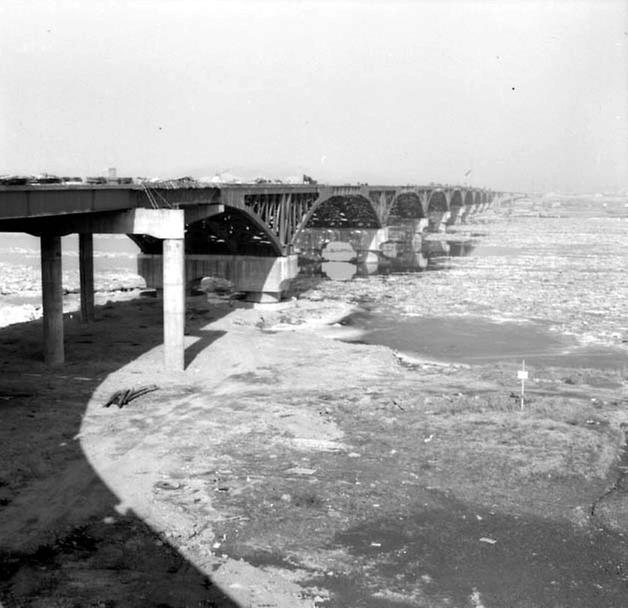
<box><xmin>1</xmin><ymin>287</ymin><xmax>627</xmax><ymax>607</ymax></box>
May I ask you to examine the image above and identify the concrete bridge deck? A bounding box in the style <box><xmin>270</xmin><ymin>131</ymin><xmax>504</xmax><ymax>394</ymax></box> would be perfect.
<box><xmin>0</xmin><ymin>181</ymin><xmax>499</xmax><ymax>251</ymax></box>
<box><xmin>0</xmin><ymin>180</ymin><xmax>519</xmax><ymax>371</ymax></box>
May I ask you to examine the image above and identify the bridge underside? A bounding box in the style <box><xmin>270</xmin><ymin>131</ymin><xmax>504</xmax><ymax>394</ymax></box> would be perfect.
<box><xmin>304</xmin><ymin>195</ymin><xmax>381</xmax><ymax>230</ymax></box>
<box><xmin>388</xmin><ymin>192</ymin><xmax>425</xmax><ymax>221</ymax></box>
<box><xmin>131</xmin><ymin>207</ymin><xmax>282</xmax><ymax>257</ymax></box>
<box><xmin>0</xmin><ymin>207</ymin><xmax>188</xmax><ymax>371</ymax></box>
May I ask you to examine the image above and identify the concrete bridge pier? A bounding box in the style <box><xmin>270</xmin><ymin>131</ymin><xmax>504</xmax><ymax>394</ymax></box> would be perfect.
<box><xmin>79</xmin><ymin>233</ymin><xmax>95</xmax><ymax>323</ymax></box>
<box><xmin>140</xmin><ymin>253</ymin><xmax>299</xmax><ymax>304</ymax></box>
<box><xmin>162</xmin><ymin>239</ymin><xmax>185</xmax><ymax>370</ymax></box>
<box><xmin>459</xmin><ymin>205</ymin><xmax>472</xmax><ymax>224</ymax></box>
<box><xmin>446</xmin><ymin>206</ymin><xmax>463</xmax><ymax>226</ymax></box>
<box><xmin>382</xmin><ymin>247</ymin><xmax>428</xmax><ymax>272</ymax></box>
<box><xmin>382</xmin><ymin>220</ymin><xmax>428</xmax><ymax>270</ymax></box>
<box><xmin>34</xmin><ymin>209</ymin><xmax>187</xmax><ymax>370</ymax></box>
<box><xmin>348</xmin><ymin>227</ymin><xmax>388</xmax><ymax>263</ymax></box>
<box><xmin>294</xmin><ymin>227</ymin><xmax>389</xmax><ymax>265</ymax></box>
<box><xmin>422</xmin><ymin>237</ymin><xmax>451</xmax><ymax>256</ymax></box>
<box><xmin>427</xmin><ymin>210</ymin><xmax>450</xmax><ymax>232</ymax></box>
<box><xmin>40</xmin><ymin>234</ymin><xmax>64</xmax><ymax>366</ymax></box>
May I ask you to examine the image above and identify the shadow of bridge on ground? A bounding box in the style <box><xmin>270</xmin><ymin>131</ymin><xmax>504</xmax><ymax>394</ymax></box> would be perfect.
<box><xmin>0</xmin><ymin>294</ymin><xmax>239</xmax><ymax>607</ymax></box>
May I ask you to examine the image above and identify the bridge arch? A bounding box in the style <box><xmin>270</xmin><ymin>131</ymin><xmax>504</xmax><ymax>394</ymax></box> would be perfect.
<box><xmin>387</xmin><ymin>191</ymin><xmax>425</xmax><ymax>223</ymax></box>
<box><xmin>425</xmin><ymin>190</ymin><xmax>450</xmax><ymax>231</ymax></box>
<box><xmin>450</xmin><ymin>189</ymin><xmax>463</xmax><ymax>210</ymax></box>
<box><xmin>463</xmin><ymin>190</ymin><xmax>474</xmax><ymax>207</ymax></box>
<box><xmin>130</xmin><ymin>205</ymin><xmax>283</xmax><ymax>257</ymax></box>
<box><xmin>185</xmin><ymin>206</ymin><xmax>283</xmax><ymax>256</ymax></box>
<box><xmin>445</xmin><ymin>189</ymin><xmax>465</xmax><ymax>226</ymax></box>
<box><xmin>427</xmin><ymin>190</ymin><xmax>448</xmax><ymax>213</ymax></box>
<box><xmin>291</xmin><ymin>193</ymin><xmax>382</xmax><ymax>246</ymax></box>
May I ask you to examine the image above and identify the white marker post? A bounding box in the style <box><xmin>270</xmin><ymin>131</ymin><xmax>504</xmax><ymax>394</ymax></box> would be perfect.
<box><xmin>517</xmin><ymin>360</ymin><xmax>528</xmax><ymax>410</ymax></box>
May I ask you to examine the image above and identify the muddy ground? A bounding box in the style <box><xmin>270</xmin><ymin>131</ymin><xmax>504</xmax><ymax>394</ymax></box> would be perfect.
<box><xmin>0</xmin><ymin>293</ymin><xmax>627</xmax><ymax>607</ymax></box>
<box><xmin>1</xmin><ymin>207</ymin><xmax>628</xmax><ymax>607</ymax></box>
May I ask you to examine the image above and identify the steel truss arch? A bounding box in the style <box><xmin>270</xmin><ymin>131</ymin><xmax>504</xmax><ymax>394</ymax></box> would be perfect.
<box><xmin>130</xmin><ymin>204</ymin><xmax>285</xmax><ymax>257</ymax></box>
<box><xmin>386</xmin><ymin>189</ymin><xmax>429</xmax><ymax>223</ymax></box>
<box><xmin>426</xmin><ymin>189</ymin><xmax>449</xmax><ymax>213</ymax></box>
<box><xmin>291</xmin><ymin>192</ymin><xmax>383</xmax><ymax>247</ymax></box>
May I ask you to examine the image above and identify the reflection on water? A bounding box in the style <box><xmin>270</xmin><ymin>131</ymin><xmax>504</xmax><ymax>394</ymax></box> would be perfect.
<box><xmin>299</xmin><ymin>238</ymin><xmax>476</xmax><ymax>281</ymax></box>
<box><xmin>302</xmin><ymin>260</ymin><xmax>380</xmax><ymax>281</ymax></box>
<box><xmin>448</xmin><ymin>240</ymin><xmax>475</xmax><ymax>256</ymax></box>
<box><xmin>321</xmin><ymin>261</ymin><xmax>356</xmax><ymax>281</ymax></box>
<box><xmin>322</xmin><ymin>241</ymin><xmax>357</xmax><ymax>262</ymax></box>
<box><xmin>298</xmin><ymin>219</ymin><xmax>628</xmax><ymax>371</ymax></box>
<box><xmin>340</xmin><ymin>314</ymin><xmax>628</xmax><ymax>371</ymax></box>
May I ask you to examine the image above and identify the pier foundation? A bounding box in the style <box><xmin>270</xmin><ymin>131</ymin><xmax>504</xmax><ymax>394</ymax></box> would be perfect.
<box><xmin>295</xmin><ymin>227</ymin><xmax>389</xmax><ymax>263</ymax></box>
<box><xmin>447</xmin><ymin>206</ymin><xmax>463</xmax><ymax>226</ymax></box>
<box><xmin>382</xmin><ymin>220</ymin><xmax>428</xmax><ymax>270</ymax></box>
<box><xmin>427</xmin><ymin>210</ymin><xmax>450</xmax><ymax>232</ymax></box>
<box><xmin>139</xmin><ymin>253</ymin><xmax>299</xmax><ymax>303</ymax></box>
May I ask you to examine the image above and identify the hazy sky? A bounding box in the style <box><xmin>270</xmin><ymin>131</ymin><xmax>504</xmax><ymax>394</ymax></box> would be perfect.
<box><xmin>1</xmin><ymin>0</ymin><xmax>626</xmax><ymax>192</ymax></box>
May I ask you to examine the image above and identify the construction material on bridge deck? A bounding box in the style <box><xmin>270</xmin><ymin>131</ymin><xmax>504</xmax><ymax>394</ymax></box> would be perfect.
<box><xmin>104</xmin><ymin>385</ymin><xmax>159</xmax><ymax>408</ymax></box>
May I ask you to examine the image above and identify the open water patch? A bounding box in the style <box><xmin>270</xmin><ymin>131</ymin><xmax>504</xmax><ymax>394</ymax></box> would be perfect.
<box><xmin>338</xmin><ymin>313</ymin><xmax>628</xmax><ymax>371</ymax></box>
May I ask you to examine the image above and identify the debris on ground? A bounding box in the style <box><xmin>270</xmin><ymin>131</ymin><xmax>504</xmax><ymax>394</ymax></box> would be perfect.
<box><xmin>103</xmin><ymin>385</ymin><xmax>159</xmax><ymax>408</ymax></box>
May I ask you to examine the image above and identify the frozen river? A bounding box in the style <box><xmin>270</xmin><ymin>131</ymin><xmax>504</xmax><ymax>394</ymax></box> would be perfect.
<box><xmin>335</xmin><ymin>210</ymin><xmax>628</xmax><ymax>370</ymax></box>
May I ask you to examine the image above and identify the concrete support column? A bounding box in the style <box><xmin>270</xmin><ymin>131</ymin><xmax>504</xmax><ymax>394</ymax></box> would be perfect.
<box><xmin>427</xmin><ymin>210</ymin><xmax>449</xmax><ymax>232</ymax></box>
<box><xmin>40</xmin><ymin>234</ymin><xmax>64</xmax><ymax>366</ymax></box>
<box><xmin>163</xmin><ymin>238</ymin><xmax>185</xmax><ymax>371</ymax></box>
<box><xmin>447</xmin><ymin>206</ymin><xmax>462</xmax><ymax>226</ymax></box>
<box><xmin>79</xmin><ymin>233</ymin><xmax>95</xmax><ymax>322</ymax></box>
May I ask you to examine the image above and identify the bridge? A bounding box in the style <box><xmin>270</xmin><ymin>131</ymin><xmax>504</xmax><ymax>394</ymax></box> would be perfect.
<box><xmin>0</xmin><ymin>180</ymin><xmax>516</xmax><ymax>370</ymax></box>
